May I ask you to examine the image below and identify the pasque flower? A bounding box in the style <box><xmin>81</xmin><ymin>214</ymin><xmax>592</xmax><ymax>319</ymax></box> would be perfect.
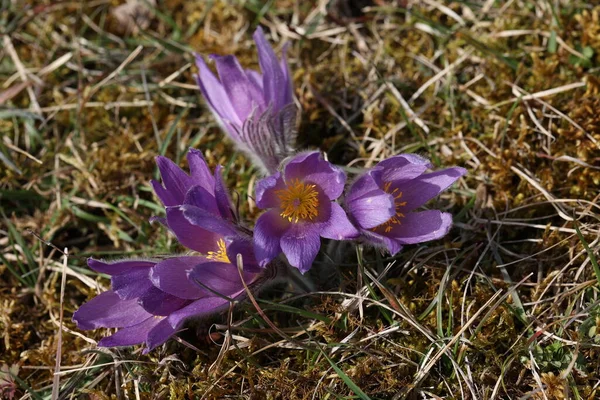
<box><xmin>73</xmin><ymin>150</ymin><xmax>273</xmax><ymax>352</ymax></box>
<box><xmin>150</xmin><ymin>148</ymin><xmax>245</xmax><ymax>260</ymax></box>
<box><xmin>345</xmin><ymin>154</ymin><xmax>466</xmax><ymax>254</ymax></box>
<box><xmin>253</xmin><ymin>151</ymin><xmax>359</xmax><ymax>273</ymax></box>
<box><xmin>73</xmin><ymin>237</ymin><xmax>269</xmax><ymax>353</ymax></box>
<box><xmin>196</xmin><ymin>27</ymin><xmax>296</xmax><ymax>174</ymax></box>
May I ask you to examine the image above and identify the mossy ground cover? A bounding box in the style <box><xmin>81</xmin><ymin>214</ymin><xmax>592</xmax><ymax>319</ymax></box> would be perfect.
<box><xmin>1</xmin><ymin>0</ymin><xmax>600</xmax><ymax>398</ymax></box>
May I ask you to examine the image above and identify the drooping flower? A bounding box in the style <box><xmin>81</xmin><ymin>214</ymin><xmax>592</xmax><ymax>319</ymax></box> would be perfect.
<box><xmin>73</xmin><ymin>151</ymin><xmax>275</xmax><ymax>352</ymax></box>
<box><xmin>195</xmin><ymin>27</ymin><xmax>296</xmax><ymax>174</ymax></box>
<box><xmin>73</xmin><ymin>236</ymin><xmax>271</xmax><ymax>353</ymax></box>
<box><xmin>253</xmin><ymin>151</ymin><xmax>359</xmax><ymax>273</ymax></box>
<box><xmin>345</xmin><ymin>154</ymin><xmax>466</xmax><ymax>254</ymax></box>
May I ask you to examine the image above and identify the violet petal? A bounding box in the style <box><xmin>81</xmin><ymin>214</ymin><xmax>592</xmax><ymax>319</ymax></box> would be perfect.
<box><xmin>73</xmin><ymin>291</ymin><xmax>152</xmax><ymax>330</ymax></box>
<box><xmin>255</xmin><ymin>171</ymin><xmax>286</xmax><ymax>209</ymax></box>
<box><xmin>166</xmin><ymin>206</ymin><xmax>222</xmax><ymax>253</ymax></box>
<box><xmin>391</xmin><ymin>167</ymin><xmax>466</xmax><ymax>211</ymax></box>
<box><xmin>98</xmin><ymin>316</ymin><xmax>159</xmax><ymax>348</ymax></box>
<box><xmin>195</xmin><ymin>55</ymin><xmax>242</xmax><ymax>128</ymax></box>
<box><xmin>138</xmin><ymin>286</ymin><xmax>190</xmax><ymax>316</ymax></box>
<box><xmin>150</xmin><ymin>256</ymin><xmax>208</xmax><ymax>300</ymax></box>
<box><xmin>167</xmin><ymin>296</ymin><xmax>237</xmax><ymax>329</ymax></box>
<box><xmin>387</xmin><ymin>210</ymin><xmax>453</xmax><ymax>245</ymax></box>
<box><xmin>183</xmin><ymin>185</ymin><xmax>220</xmax><ymax>215</ymax></box>
<box><xmin>87</xmin><ymin>258</ymin><xmax>154</xmax><ymax>276</ymax></box>
<box><xmin>187</xmin><ymin>148</ymin><xmax>214</xmax><ymax>194</ymax></box>
<box><xmin>280</xmin><ymin>223</ymin><xmax>321</xmax><ymax>273</ymax></box>
<box><xmin>212</xmin><ymin>54</ymin><xmax>265</xmax><ymax>120</ymax></box>
<box><xmin>377</xmin><ymin>154</ymin><xmax>433</xmax><ymax>183</ymax></box>
<box><xmin>253</xmin><ymin>27</ymin><xmax>286</xmax><ymax>111</ymax></box>
<box><xmin>188</xmin><ymin>261</ymin><xmax>252</xmax><ymax>297</ymax></box>
<box><xmin>254</xmin><ymin>209</ymin><xmax>289</xmax><ymax>266</ymax></box>
<box><xmin>181</xmin><ymin>204</ymin><xmax>238</xmax><ymax>237</ymax></box>
<box><xmin>319</xmin><ymin>202</ymin><xmax>360</xmax><ymax>240</ymax></box>
<box><xmin>154</xmin><ymin>156</ymin><xmax>194</xmax><ymax>206</ymax></box>
<box><xmin>112</xmin><ymin>268</ymin><xmax>153</xmax><ymax>300</ymax></box>
<box><xmin>213</xmin><ymin>165</ymin><xmax>234</xmax><ymax>220</ymax></box>
<box><xmin>145</xmin><ymin>317</ymin><xmax>178</xmax><ymax>352</ymax></box>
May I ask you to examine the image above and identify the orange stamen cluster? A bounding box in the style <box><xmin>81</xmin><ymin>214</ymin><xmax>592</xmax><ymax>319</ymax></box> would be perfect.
<box><xmin>275</xmin><ymin>179</ymin><xmax>320</xmax><ymax>223</ymax></box>
<box><xmin>206</xmin><ymin>238</ymin><xmax>230</xmax><ymax>263</ymax></box>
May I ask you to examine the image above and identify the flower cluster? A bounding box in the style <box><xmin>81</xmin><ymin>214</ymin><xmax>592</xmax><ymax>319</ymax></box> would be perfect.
<box><xmin>74</xmin><ymin>151</ymin><xmax>276</xmax><ymax>352</ymax></box>
<box><xmin>74</xmin><ymin>27</ymin><xmax>465</xmax><ymax>352</ymax></box>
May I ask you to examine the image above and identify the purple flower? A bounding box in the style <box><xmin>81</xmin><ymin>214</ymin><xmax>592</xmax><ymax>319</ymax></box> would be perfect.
<box><xmin>73</xmin><ymin>237</ymin><xmax>267</xmax><ymax>353</ymax></box>
<box><xmin>150</xmin><ymin>148</ymin><xmax>247</xmax><ymax>259</ymax></box>
<box><xmin>196</xmin><ymin>27</ymin><xmax>296</xmax><ymax>174</ymax></box>
<box><xmin>73</xmin><ymin>151</ymin><xmax>274</xmax><ymax>352</ymax></box>
<box><xmin>253</xmin><ymin>151</ymin><xmax>359</xmax><ymax>273</ymax></box>
<box><xmin>345</xmin><ymin>154</ymin><xmax>466</xmax><ymax>254</ymax></box>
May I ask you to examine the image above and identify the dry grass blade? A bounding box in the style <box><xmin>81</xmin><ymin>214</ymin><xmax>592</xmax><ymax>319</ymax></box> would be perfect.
<box><xmin>51</xmin><ymin>249</ymin><xmax>68</xmax><ymax>400</ymax></box>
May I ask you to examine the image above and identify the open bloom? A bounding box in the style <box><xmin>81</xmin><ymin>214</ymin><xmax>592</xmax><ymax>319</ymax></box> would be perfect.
<box><xmin>73</xmin><ymin>237</ymin><xmax>267</xmax><ymax>353</ymax></box>
<box><xmin>196</xmin><ymin>27</ymin><xmax>296</xmax><ymax>174</ymax></box>
<box><xmin>253</xmin><ymin>152</ymin><xmax>359</xmax><ymax>273</ymax></box>
<box><xmin>345</xmin><ymin>154</ymin><xmax>466</xmax><ymax>254</ymax></box>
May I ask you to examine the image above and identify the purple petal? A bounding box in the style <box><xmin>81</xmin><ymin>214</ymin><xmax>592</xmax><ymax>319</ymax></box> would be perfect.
<box><xmin>279</xmin><ymin>42</ymin><xmax>293</xmax><ymax>105</ymax></box>
<box><xmin>361</xmin><ymin>229</ymin><xmax>404</xmax><ymax>255</ymax></box>
<box><xmin>138</xmin><ymin>286</ymin><xmax>190</xmax><ymax>316</ymax></box>
<box><xmin>183</xmin><ymin>185</ymin><xmax>219</xmax><ymax>215</ymax></box>
<box><xmin>254</xmin><ymin>209</ymin><xmax>289</xmax><ymax>266</ymax></box>
<box><xmin>255</xmin><ymin>171</ymin><xmax>286</xmax><ymax>209</ymax></box>
<box><xmin>166</xmin><ymin>206</ymin><xmax>222</xmax><ymax>253</ymax></box>
<box><xmin>391</xmin><ymin>167</ymin><xmax>466</xmax><ymax>211</ymax></box>
<box><xmin>154</xmin><ymin>156</ymin><xmax>195</xmax><ymax>207</ymax></box>
<box><xmin>284</xmin><ymin>152</ymin><xmax>346</xmax><ymax>200</ymax></box>
<box><xmin>150</xmin><ymin>256</ymin><xmax>208</xmax><ymax>299</ymax></box>
<box><xmin>253</xmin><ymin>27</ymin><xmax>286</xmax><ymax>112</ymax></box>
<box><xmin>73</xmin><ymin>291</ymin><xmax>152</xmax><ymax>330</ymax></box>
<box><xmin>87</xmin><ymin>258</ymin><xmax>155</xmax><ymax>276</ymax></box>
<box><xmin>151</xmin><ymin>179</ymin><xmax>177</xmax><ymax>208</ymax></box>
<box><xmin>181</xmin><ymin>204</ymin><xmax>238</xmax><ymax>237</ymax></box>
<box><xmin>145</xmin><ymin>317</ymin><xmax>178</xmax><ymax>352</ymax></box>
<box><xmin>195</xmin><ymin>55</ymin><xmax>242</xmax><ymax>128</ymax></box>
<box><xmin>345</xmin><ymin>170</ymin><xmax>383</xmax><ymax>203</ymax></box>
<box><xmin>280</xmin><ymin>223</ymin><xmax>321</xmax><ymax>273</ymax></box>
<box><xmin>188</xmin><ymin>261</ymin><xmax>254</xmax><ymax>297</ymax></box>
<box><xmin>112</xmin><ymin>268</ymin><xmax>153</xmax><ymax>300</ymax></box>
<box><xmin>346</xmin><ymin>174</ymin><xmax>396</xmax><ymax>229</ymax></box>
<box><xmin>187</xmin><ymin>148</ymin><xmax>214</xmax><ymax>194</ymax></box>
<box><xmin>167</xmin><ymin>296</ymin><xmax>236</xmax><ymax>329</ymax></box>
<box><xmin>377</xmin><ymin>154</ymin><xmax>433</xmax><ymax>183</ymax></box>
<box><xmin>212</xmin><ymin>54</ymin><xmax>265</xmax><ymax>120</ymax></box>
<box><xmin>225</xmin><ymin>236</ymin><xmax>261</xmax><ymax>272</ymax></box>
<box><xmin>98</xmin><ymin>316</ymin><xmax>159</xmax><ymax>348</ymax></box>
<box><xmin>213</xmin><ymin>165</ymin><xmax>234</xmax><ymax>220</ymax></box>
<box><xmin>246</xmin><ymin>69</ymin><xmax>263</xmax><ymax>90</ymax></box>
<box><xmin>319</xmin><ymin>202</ymin><xmax>360</xmax><ymax>240</ymax></box>
<box><xmin>387</xmin><ymin>210</ymin><xmax>453</xmax><ymax>244</ymax></box>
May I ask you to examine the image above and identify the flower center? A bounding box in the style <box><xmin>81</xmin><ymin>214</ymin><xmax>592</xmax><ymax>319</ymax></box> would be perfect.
<box><xmin>206</xmin><ymin>238</ymin><xmax>230</xmax><ymax>263</ymax></box>
<box><xmin>372</xmin><ymin>181</ymin><xmax>408</xmax><ymax>233</ymax></box>
<box><xmin>275</xmin><ymin>179</ymin><xmax>320</xmax><ymax>223</ymax></box>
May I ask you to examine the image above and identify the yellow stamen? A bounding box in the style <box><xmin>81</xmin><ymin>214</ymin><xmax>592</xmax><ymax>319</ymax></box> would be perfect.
<box><xmin>206</xmin><ymin>238</ymin><xmax>230</xmax><ymax>263</ymax></box>
<box><xmin>372</xmin><ymin>182</ymin><xmax>408</xmax><ymax>233</ymax></box>
<box><xmin>275</xmin><ymin>179</ymin><xmax>320</xmax><ymax>223</ymax></box>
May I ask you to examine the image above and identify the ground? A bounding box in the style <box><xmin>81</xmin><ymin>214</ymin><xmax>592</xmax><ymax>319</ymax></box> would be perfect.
<box><xmin>1</xmin><ymin>0</ymin><xmax>600</xmax><ymax>399</ymax></box>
